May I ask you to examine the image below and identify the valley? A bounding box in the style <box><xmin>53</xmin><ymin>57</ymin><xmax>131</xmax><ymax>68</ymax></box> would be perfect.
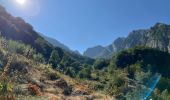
<box><xmin>0</xmin><ymin>4</ymin><xmax>170</xmax><ymax>100</ymax></box>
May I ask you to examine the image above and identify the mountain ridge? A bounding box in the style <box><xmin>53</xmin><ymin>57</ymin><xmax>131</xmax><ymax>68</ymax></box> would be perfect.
<box><xmin>39</xmin><ymin>33</ymin><xmax>71</xmax><ymax>51</ymax></box>
<box><xmin>83</xmin><ymin>23</ymin><xmax>170</xmax><ymax>59</ymax></box>
<box><xmin>0</xmin><ymin>4</ymin><xmax>93</xmax><ymax>69</ymax></box>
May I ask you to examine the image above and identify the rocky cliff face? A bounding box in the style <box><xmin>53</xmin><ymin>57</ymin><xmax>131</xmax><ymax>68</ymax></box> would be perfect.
<box><xmin>83</xmin><ymin>45</ymin><xmax>109</xmax><ymax>58</ymax></box>
<box><xmin>83</xmin><ymin>23</ymin><xmax>170</xmax><ymax>59</ymax></box>
<box><xmin>144</xmin><ymin>23</ymin><xmax>170</xmax><ymax>52</ymax></box>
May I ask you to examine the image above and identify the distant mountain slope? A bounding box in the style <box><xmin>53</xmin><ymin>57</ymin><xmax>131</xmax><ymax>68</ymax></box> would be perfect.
<box><xmin>83</xmin><ymin>45</ymin><xmax>112</xmax><ymax>58</ymax></box>
<box><xmin>40</xmin><ymin>33</ymin><xmax>81</xmax><ymax>55</ymax></box>
<box><xmin>84</xmin><ymin>23</ymin><xmax>170</xmax><ymax>59</ymax></box>
<box><xmin>39</xmin><ymin>33</ymin><xmax>71</xmax><ymax>52</ymax></box>
<box><xmin>0</xmin><ymin>5</ymin><xmax>93</xmax><ymax>67</ymax></box>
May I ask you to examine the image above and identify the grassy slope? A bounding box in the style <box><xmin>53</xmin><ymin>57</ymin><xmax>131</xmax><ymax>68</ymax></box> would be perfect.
<box><xmin>0</xmin><ymin>37</ymin><xmax>114</xmax><ymax>100</ymax></box>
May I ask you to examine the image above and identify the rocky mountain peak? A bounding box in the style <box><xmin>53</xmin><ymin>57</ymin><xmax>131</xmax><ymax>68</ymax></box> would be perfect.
<box><xmin>84</xmin><ymin>23</ymin><xmax>170</xmax><ymax>59</ymax></box>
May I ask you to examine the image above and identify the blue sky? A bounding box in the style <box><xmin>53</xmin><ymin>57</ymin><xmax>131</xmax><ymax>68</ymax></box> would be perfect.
<box><xmin>0</xmin><ymin>0</ymin><xmax>170</xmax><ymax>53</ymax></box>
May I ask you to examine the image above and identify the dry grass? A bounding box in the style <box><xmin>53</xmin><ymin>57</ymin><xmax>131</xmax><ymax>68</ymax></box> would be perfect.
<box><xmin>0</xmin><ymin>37</ymin><xmax>116</xmax><ymax>100</ymax></box>
<box><xmin>0</xmin><ymin>53</ymin><xmax>16</xmax><ymax>99</ymax></box>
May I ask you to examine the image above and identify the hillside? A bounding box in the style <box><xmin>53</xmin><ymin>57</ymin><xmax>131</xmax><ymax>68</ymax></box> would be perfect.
<box><xmin>0</xmin><ymin>36</ymin><xmax>114</xmax><ymax>100</ymax></box>
<box><xmin>0</xmin><ymin>5</ymin><xmax>53</xmax><ymax>58</ymax></box>
<box><xmin>40</xmin><ymin>33</ymin><xmax>81</xmax><ymax>55</ymax></box>
<box><xmin>39</xmin><ymin>33</ymin><xmax>70</xmax><ymax>52</ymax></box>
<box><xmin>84</xmin><ymin>23</ymin><xmax>170</xmax><ymax>59</ymax></box>
<box><xmin>0</xmin><ymin>5</ymin><xmax>94</xmax><ymax>76</ymax></box>
<box><xmin>0</xmin><ymin>4</ymin><xmax>170</xmax><ymax>100</ymax></box>
<box><xmin>2</xmin><ymin>33</ymin><xmax>170</xmax><ymax>100</ymax></box>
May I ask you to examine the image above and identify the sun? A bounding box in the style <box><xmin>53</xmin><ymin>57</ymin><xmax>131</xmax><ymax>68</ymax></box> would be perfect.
<box><xmin>16</xmin><ymin>0</ymin><xmax>26</xmax><ymax>5</ymax></box>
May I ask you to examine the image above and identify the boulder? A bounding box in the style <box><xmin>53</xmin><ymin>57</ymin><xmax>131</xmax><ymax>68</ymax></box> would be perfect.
<box><xmin>55</xmin><ymin>79</ymin><xmax>72</xmax><ymax>95</ymax></box>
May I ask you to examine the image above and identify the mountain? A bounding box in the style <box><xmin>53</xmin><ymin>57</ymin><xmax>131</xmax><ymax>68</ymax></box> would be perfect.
<box><xmin>40</xmin><ymin>33</ymin><xmax>81</xmax><ymax>55</ymax></box>
<box><xmin>39</xmin><ymin>33</ymin><xmax>71</xmax><ymax>51</ymax></box>
<box><xmin>0</xmin><ymin>5</ymin><xmax>54</xmax><ymax>59</ymax></box>
<box><xmin>0</xmin><ymin>5</ymin><xmax>93</xmax><ymax>69</ymax></box>
<box><xmin>83</xmin><ymin>45</ymin><xmax>112</xmax><ymax>58</ymax></box>
<box><xmin>83</xmin><ymin>23</ymin><xmax>170</xmax><ymax>59</ymax></box>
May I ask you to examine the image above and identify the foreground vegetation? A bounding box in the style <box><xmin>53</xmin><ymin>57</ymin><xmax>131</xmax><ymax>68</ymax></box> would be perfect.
<box><xmin>0</xmin><ymin>34</ymin><xmax>170</xmax><ymax>100</ymax></box>
<box><xmin>0</xmin><ymin>35</ymin><xmax>114</xmax><ymax>99</ymax></box>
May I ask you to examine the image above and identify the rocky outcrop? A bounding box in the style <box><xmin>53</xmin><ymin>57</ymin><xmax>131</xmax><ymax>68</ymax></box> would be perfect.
<box><xmin>84</xmin><ymin>23</ymin><xmax>170</xmax><ymax>59</ymax></box>
<box><xmin>83</xmin><ymin>45</ymin><xmax>111</xmax><ymax>59</ymax></box>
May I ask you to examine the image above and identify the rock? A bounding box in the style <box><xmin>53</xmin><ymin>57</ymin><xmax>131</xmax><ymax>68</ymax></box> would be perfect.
<box><xmin>55</xmin><ymin>79</ymin><xmax>72</xmax><ymax>95</ymax></box>
<box><xmin>63</xmin><ymin>87</ymin><xmax>72</xmax><ymax>96</ymax></box>
<box><xmin>43</xmin><ymin>88</ymin><xmax>59</xmax><ymax>94</ymax></box>
<box><xmin>55</xmin><ymin>79</ymin><xmax>68</xmax><ymax>89</ymax></box>
<box><xmin>83</xmin><ymin>23</ymin><xmax>170</xmax><ymax>59</ymax></box>
<box><xmin>27</xmin><ymin>83</ymin><xmax>42</xmax><ymax>96</ymax></box>
<box><xmin>85</xmin><ymin>95</ymin><xmax>94</xmax><ymax>100</ymax></box>
<box><xmin>29</xmin><ymin>78</ymin><xmax>45</xmax><ymax>89</ymax></box>
<box><xmin>72</xmin><ymin>89</ymin><xmax>89</xmax><ymax>96</ymax></box>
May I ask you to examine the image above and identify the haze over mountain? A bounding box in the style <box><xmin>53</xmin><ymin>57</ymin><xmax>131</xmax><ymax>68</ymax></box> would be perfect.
<box><xmin>84</xmin><ymin>23</ymin><xmax>170</xmax><ymax>59</ymax></box>
<box><xmin>40</xmin><ymin>33</ymin><xmax>81</xmax><ymax>55</ymax></box>
<box><xmin>40</xmin><ymin>33</ymin><xmax>70</xmax><ymax>51</ymax></box>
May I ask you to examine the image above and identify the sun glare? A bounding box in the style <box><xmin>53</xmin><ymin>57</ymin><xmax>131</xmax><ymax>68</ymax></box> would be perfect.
<box><xmin>16</xmin><ymin>0</ymin><xmax>26</xmax><ymax>5</ymax></box>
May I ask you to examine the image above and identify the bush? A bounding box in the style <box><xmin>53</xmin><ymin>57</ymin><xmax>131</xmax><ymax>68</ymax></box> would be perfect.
<box><xmin>13</xmin><ymin>85</ymin><xmax>27</xmax><ymax>95</ymax></box>
<box><xmin>149</xmin><ymin>89</ymin><xmax>170</xmax><ymax>100</ymax></box>
<box><xmin>47</xmin><ymin>72</ymin><xmax>59</xmax><ymax>80</ymax></box>
<box><xmin>0</xmin><ymin>82</ymin><xmax>13</xmax><ymax>94</ymax></box>
<box><xmin>104</xmin><ymin>70</ymin><xmax>128</xmax><ymax>96</ymax></box>
<box><xmin>8</xmin><ymin>40</ymin><xmax>35</xmax><ymax>56</ymax></box>
<box><xmin>116</xmin><ymin>47</ymin><xmax>170</xmax><ymax>77</ymax></box>
<box><xmin>10</xmin><ymin>59</ymin><xmax>29</xmax><ymax>74</ymax></box>
<box><xmin>157</xmin><ymin>77</ymin><xmax>170</xmax><ymax>92</ymax></box>
<box><xmin>78</xmin><ymin>67</ymin><xmax>91</xmax><ymax>79</ymax></box>
<box><xmin>91</xmin><ymin>73</ymin><xmax>99</xmax><ymax>81</ymax></box>
<box><xmin>93</xmin><ymin>59</ymin><xmax>109</xmax><ymax>70</ymax></box>
<box><xmin>49</xmin><ymin>50</ymin><xmax>60</xmax><ymax>68</ymax></box>
<box><xmin>33</xmin><ymin>53</ymin><xmax>45</xmax><ymax>63</ymax></box>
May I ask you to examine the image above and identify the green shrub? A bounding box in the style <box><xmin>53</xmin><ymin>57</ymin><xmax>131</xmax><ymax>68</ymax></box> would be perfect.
<box><xmin>104</xmin><ymin>70</ymin><xmax>128</xmax><ymax>96</ymax></box>
<box><xmin>33</xmin><ymin>53</ymin><xmax>45</xmax><ymax>63</ymax></box>
<box><xmin>77</xmin><ymin>67</ymin><xmax>91</xmax><ymax>79</ymax></box>
<box><xmin>49</xmin><ymin>50</ymin><xmax>60</xmax><ymax>68</ymax></box>
<box><xmin>157</xmin><ymin>77</ymin><xmax>170</xmax><ymax>92</ymax></box>
<box><xmin>47</xmin><ymin>72</ymin><xmax>59</xmax><ymax>80</ymax></box>
<box><xmin>93</xmin><ymin>59</ymin><xmax>109</xmax><ymax>70</ymax></box>
<box><xmin>0</xmin><ymin>82</ymin><xmax>13</xmax><ymax>94</ymax></box>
